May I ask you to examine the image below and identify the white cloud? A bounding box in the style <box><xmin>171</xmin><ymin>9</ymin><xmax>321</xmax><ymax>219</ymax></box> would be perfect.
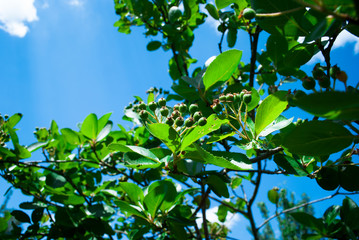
<box><xmin>196</xmin><ymin>206</ymin><xmax>241</xmax><ymax>229</ymax></box>
<box><xmin>307</xmin><ymin>30</ymin><xmax>359</xmax><ymax>65</ymax></box>
<box><xmin>0</xmin><ymin>0</ymin><xmax>38</xmax><ymax>37</ymax></box>
<box><xmin>68</xmin><ymin>0</ymin><xmax>84</xmax><ymax>7</ymax></box>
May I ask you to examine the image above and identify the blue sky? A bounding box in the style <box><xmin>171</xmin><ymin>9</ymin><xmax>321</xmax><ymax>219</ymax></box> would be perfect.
<box><xmin>0</xmin><ymin>0</ymin><xmax>359</xmax><ymax>238</ymax></box>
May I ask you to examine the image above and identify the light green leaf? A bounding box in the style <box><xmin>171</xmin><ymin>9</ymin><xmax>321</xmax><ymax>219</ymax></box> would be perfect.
<box><xmin>215</xmin><ymin>0</ymin><xmax>245</xmax><ymax>9</ymax></box>
<box><xmin>61</xmin><ymin>128</ymin><xmax>81</xmax><ymax>145</ymax></box>
<box><xmin>98</xmin><ymin>112</ymin><xmax>112</xmax><ymax>133</ymax></box>
<box><xmin>7</xmin><ymin>113</ymin><xmax>22</xmax><ymax>129</ymax></box>
<box><xmin>184</xmin><ymin>144</ymin><xmax>252</xmax><ymax>170</ymax></box>
<box><xmin>27</xmin><ymin>142</ymin><xmax>48</xmax><ymax>152</ymax></box>
<box><xmin>181</xmin><ymin>114</ymin><xmax>228</xmax><ymax>151</ymax></box>
<box><xmin>147</xmin><ymin>123</ymin><xmax>181</xmax><ymax>153</ymax></box>
<box><xmin>255</xmin><ymin>91</ymin><xmax>288</xmax><ymax>137</ymax></box>
<box><xmin>293</xmin><ymin>91</ymin><xmax>359</xmax><ymax>121</ymax></box>
<box><xmin>283</xmin><ymin>121</ymin><xmax>354</xmax><ymax>156</ymax></box>
<box><xmin>203</xmin><ymin>49</ymin><xmax>242</xmax><ymax>91</ymax></box>
<box><xmin>115</xmin><ymin>200</ymin><xmax>147</xmax><ymax>219</ymax></box>
<box><xmin>96</xmin><ymin>121</ymin><xmax>113</xmax><ymax>142</ymax></box>
<box><xmin>206</xmin><ymin>132</ymin><xmax>235</xmax><ymax>144</ymax></box>
<box><xmin>81</xmin><ymin>113</ymin><xmax>98</xmax><ymax>139</ymax></box>
<box><xmin>108</xmin><ymin>144</ymin><xmax>160</xmax><ymax>163</ymax></box>
<box><xmin>259</xmin><ymin>116</ymin><xmax>293</xmax><ymax>137</ymax></box>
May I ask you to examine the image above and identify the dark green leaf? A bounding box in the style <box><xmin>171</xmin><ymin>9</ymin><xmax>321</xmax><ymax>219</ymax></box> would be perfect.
<box><xmin>147</xmin><ymin>41</ymin><xmax>162</xmax><ymax>51</ymax></box>
<box><xmin>207</xmin><ymin>175</ymin><xmax>229</xmax><ymax>198</ymax></box>
<box><xmin>273</xmin><ymin>154</ymin><xmax>308</xmax><ymax>176</ymax></box>
<box><xmin>11</xmin><ymin>210</ymin><xmax>31</xmax><ymax>223</ymax></box>
<box><xmin>290</xmin><ymin>212</ymin><xmax>324</xmax><ymax>232</ymax></box>
<box><xmin>46</xmin><ymin>172</ymin><xmax>67</xmax><ymax>188</ymax></box>
<box><xmin>118</xmin><ymin>182</ymin><xmax>144</xmax><ymax>204</ymax></box>
<box><xmin>205</xmin><ymin>3</ymin><xmax>219</xmax><ymax>20</ymax></box>
<box><xmin>293</xmin><ymin>92</ymin><xmax>359</xmax><ymax>120</ymax></box>
<box><xmin>282</xmin><ymin>121</ymin><xmax>353</xmax><ymax>156</ymax></box>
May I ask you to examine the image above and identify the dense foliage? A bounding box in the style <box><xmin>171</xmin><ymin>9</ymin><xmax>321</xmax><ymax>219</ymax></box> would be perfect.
<box><xmin>1</xmin><ymin>0</ymin><xmax>359</xmax><ymax>239</ymax></box>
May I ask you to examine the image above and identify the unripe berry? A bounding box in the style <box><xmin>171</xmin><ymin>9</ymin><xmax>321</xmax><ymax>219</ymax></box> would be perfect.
<box><xmin>302</xmin><ymin>77</ymin><xmax>316</xmax><ymax>90</ymax></box>
<box><xmin>243</xmin><ymin>94</ymin><xmax>252</xmax><ymax>104</ymax></box>
<box><xmin>233</xmin><ymin>93</ymin><xmax>241</xmax><ymax>103</ymax></box>
<box><xmin>178</xmin><ymin>103</ymin><xmax>187</xmax><ymax>113</ymax></box>
<box><xmin>173</xmin><ymin>103</ymin><xmax>180</xmax><ymax>111</ymax></box>
<box><xmin>189</xmin><ymin>104</ymin><xmax>199</xmax><ymax>114</ymax></box>
<box><xmin>226</xmin><ymin>93</ymin><xmax>234</xmax><ymax>102</ymax></box>
<box><xmin>139</xmin><ymin>110</ymin><xmax>149</xmax><ymax>120</ymax></box>
<box><xmin>193</xmin><ymin>111</ymin><xmax>202</xmax><ymax>122</ymax></box>
<box><xmin>198</xmin><ymin>117</ymin><xmax>207</xmax><ymax>126</ymax></box>
<box><xmin>185</xmin><ymin>117</ymin><xmax>195</xmax><ymax>128</ymax></box>
<box><xmin>138</xmin><ymin>101</ymin><xmax>147</xmax><ymax>110</ymax></box>
<box><xmin>148</xmin><ymin>101</ymin><xmax>157</xmax><ymax>111</ymax></box>
<box><xmin>239</xmin><ymin>91</ymin><xmax>245</xmax><ymax>100</ymax></box>
<box><xmin>160</xmin><ymin>107</ymin><xmax>169</xmax><ymax>117</ymax></box>
<box><xmin>219</xmin><ymin>94</ymin><xmax>227</xmax><ymax>102</ymax></box>
<box><xmin>158</xmin><ymin>97</ymin><xmax>166</xmax><ymax>107</ymax></box>
<box><xmin>330</xmin><ymin>65</ymin><xmax>340</xmax><ymax>79</ymax></box>
<box><xmin>171</xmin><ymin>110</ymin><xmax>181</xmax><ymax>119</ymax></box>
<box><xmin>243</xmin><ymin>8</ymin><xmax>256</xmax><ymax>20</ymax></box>
<box><xmin>212</xmin><ymin>103</ymin><xmax>222</xmax><ymax>113</ymax></box>
<box><xmin>165</xmin><ymin>117</ymin><xmax>174</xmax><ymax>126</ymax></box>
<box><xmin>175</xmin><ymin>116</ymin><xmax>184</xmax><ymax>127</ymax></box>
<box><xmin>318</xmin><ymin>75</ymin><xmax>330</xmax><ymax>89</ymax></box>
<box><xmin>312</xmin><ymin>65</ymin><xmax>325</xmax><ymax>80</ymax></box>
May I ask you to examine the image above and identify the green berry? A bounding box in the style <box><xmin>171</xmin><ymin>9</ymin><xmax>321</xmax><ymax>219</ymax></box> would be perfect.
<box><xmin>239</xmin><ymin>91</ymin><xmax>245</xmax><ymax>100</ymax></box>
<box><xmin>168</xmin><ymin>6</ymin><xmax>182</xmax><ymax>23</ymax></box>
<box><xmin>158</xmin><ymin>97</ymin><xmax>166</xmax><ymax>107</ymax></box>
<box><xmin>148</xmin><ymin>101</ymin><xmax>157</xmax><ymax>111</ymax></box>
<box><xmin>175</xmin><ymin>116</ymin><xmax>184</xmax><ymax>127</ymax></box>
<box><xmin>189</xmin><ymin>104</ymin><xmax>199</xmax><ymax>114</ymax></box>
<box><xmin>171</xmin><ymin>110</ymin><xmax>181</xmax><ymax>119</ymax></box>
<box><xmin>318</xmin><ymin>75</ymin><xmax>330</xmax><ymax>89</ymax></box>
<box><xmin>226</xmin><ymin>93</ymin><xmax>234</xmax><ymax>102</ymax></box>
<box><xmin>165</xmin><ymin>117</ymin><xmax>174</xmax><ymax>126</ymax></box>
<box><xmin>243</xmin><ymin>8</ymin><xmax>256</xmax><ymax>20</ymax></box>
<box><xmin>139</xmin><ymin>110</ymin><xmax>149</xmax><ymax>120</ymax></box>
<box><xmin>219</xmin><ymin>94</ymin><xmax>227</xmax><ymax>102</ymax></box>
<box><xmin>193</xmin><ymin>112</ymin><xmax>202</xmax><ymax>122</ymax></box>
<box><xmin>302</xmin><ymin>77</ymin><xmax>316</xmax><ymax>90</ymax></box>
<box><xmin>330</xmin><ymin>65</ymin><xmax>340</xmax><ymax>79</ymax></box>
<box><xmin>138</xmin><ymin>101</ymin><xmax>147</xmax><ymax>110</ymax></box>
<box><xmin>198</xmin><ymin>117</ymin><xmax>207</xmax><ymax>126</ymax></box>
<box><xmin>212</xmin><ymin>103</ymin><xmax>222</xmax><ymax>113</ymax></box>
<box><xmin>160</xmin><ymin>107</ymin><xmax>169</xmax><ymax>117</ymax></box>
<box><xmin>173</xmin><ymin>103</ymin><xmax>180</xmax><ymax>111</ymax></box>
<box><xmin>243</xmin><ymin>94</ymin><xmax>252</xmax><ymax>104</ymax></box>
<box><xmin>312</xmin><ymin>65</ymin><xmax>325</xmax><ymax>80</ymax></box>
<box><xmin>185</xmin><ymin>117</ymin><xmax>195</xmax><ymax>128</ymax></box>
<box><xmin>179</xmin><ymin>103</ymin><xmax>187</xmax><ymax>113</ymax></box>
<box><xmin>233</xmin><ymin>93</ymin><xmax>241</xmax><ymax>103</ymax></box>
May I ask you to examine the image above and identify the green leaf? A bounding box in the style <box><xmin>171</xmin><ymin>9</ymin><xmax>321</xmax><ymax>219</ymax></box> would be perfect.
<box><xmin>259</xmin><ymin>116</ymin><xmax>293</xmax><ymax>137</ymax></box>
<box><xmin>206</xmin><ymin>132</ymin><xmax>235</xmax><ymax>144</ymax></box>
<box><xmin>81</xmin><ymin>113</ymin><xmax>98</xmax><ymax>139</ymax></box>
<box><xmin>290</xmin><ymin>212</ymin><xmax>324</xmax><ymax>232</ymax></box>
<box><xmin>144</xmin><ymin>180</ymin><xmax>177</xmax><ymax>217</ymax></box>
<box><xmin>203</xmin><ymin>49</ymin><xmax>242</xmax><ymax>91</ymax></box>
<box><xmin>61</xmin><ymin>128</ymin><xmax>81</xmax><ymax>145</ymax></box>
<box><xmin>293</xmin><ymin>92</ymin><xmax>359</xmax><ymax>121</ymax></box>
<box><xmin>96</xmin><ymin>120</ymin><xmax>113</xmax><ymax>142</ymax></box>
<box><xmin>108</xmin><ymin>144</ymin><xmax>160</xmax><ymax>163</ymax></box>
<box><xmin>207</xmin><ymin>175</ymin><xmax>229</xmax><ymax>198</ymax></box>
<box><xmin>122</xmin><ymin>152</ymin><xmax>164</xmax><ymax>169</ymax></box>
<box><xmin>184</xmin><ymin>144</ymin><xmax>252</xmax><ymax>170</ymax></box>
<box><xmin>6</xmin><ymin>113</ymin><xmax>22</xmax><ymax>129</ymax></box>
<box><xmin>205</xmin><ymin>3</ymin><xmax>219</xmax><ymax>20</ymax></box>
<box><xmin>255</xmin><ymin>91</ymin><xmax>288</xmax><ymax>137</ymax></box>
<box><xmin>273</xmin><ymin>154</ymin><xmax>308</xmax><ymax>176</ymax></box>
<box><xmin>27</xmin><ymin>142</ymin><xmax>48</xmax><ymax>152</ymax></box>
<box><xmin>88</xmin><ymin>204</ymin><xmax>116</xmax><ymax>218</ymax></box>
<box><xmin>11</xmin><ymin>210</ymin><xmax>31</xmax><ymax>223</ymax></box>
<box><xmin>215</xmin><ymin>0</ymin><xmax>243</xmax><ymax>9</ymax></box>
<box><xmin>50</xmin><ymin>120</ymin><xmax>60</xmax><ymax>137</ymax></box>
<box><xmin>98</xmin><ymin>112</ymin><xmax>112</xmax><ymax>132</ymax></box>
<box><xmin>118</xmin><ymin>182</ymin><xmax>144</xmax><ymax>204</ymax></box>
<box><xmin>147</xmin><ymin>123</ymin><xmax>181</xmax><ymax>153</ymax></box>
<box><xmin>267</xmin><ymin>34</ymin><xmax>288</xmax><ymax>66</ymax></box>
<box><xmin>146</xmin><ymin>41</ymin><xmax>162</xmax><ymax>51</ymax></box>
<box><xmin>15</xmin><ymin>143</ymin><xmax>31</xmax><ymax>159</ymax></box>
<box><xmin>283</xmin><ymin>43</ymin><xmax>315</xmax><ymax>68</ymax></box>
<box><xmin>181</xmin><ymin>114</ymin><xmax>228</xmax><ymax>150</ymax></box>
<box><xmin>323</xmin><ymin>205</ymin><xmax>340</xmax><ymax>225</ymax></box>
<box><xmin>282</xmin><ymin>121</ymin><xmax>354</xmax><ymax>156</ymax></box>
<box><xmin>46</xmin><ymin>172</ymin><xmax>67</xmax><ymax>188</ymax></box>
<box><xmin>31</xmin><ymin>208</ymin><xmax>44</xmax><ymax>223</ymax></box>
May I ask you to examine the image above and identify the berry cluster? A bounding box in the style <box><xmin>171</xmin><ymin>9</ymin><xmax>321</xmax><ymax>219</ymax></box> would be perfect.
<box><xmin>132</xmin><ymin>98</ymin><xmax>207</xmax><ymax>129</ymax></box>
<box><xmin>0</xmin><ymin>114</ymin><xmax>11</xmax><ymax>146</ymax></box>
<box><xmin>211</xmin><ymin>90</ymin><xmax>252</xmax><ymax>115</ymax></box>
